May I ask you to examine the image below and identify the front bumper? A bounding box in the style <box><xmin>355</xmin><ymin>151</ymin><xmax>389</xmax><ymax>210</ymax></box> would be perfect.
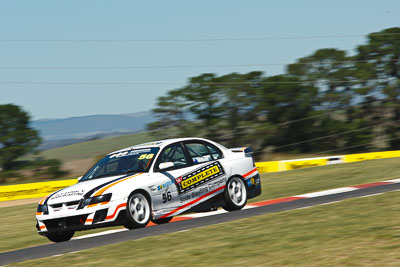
<box><xmin>36</xmin><ymin>199</ymin><xmax>127</xmax><ymax>234</ymax></box>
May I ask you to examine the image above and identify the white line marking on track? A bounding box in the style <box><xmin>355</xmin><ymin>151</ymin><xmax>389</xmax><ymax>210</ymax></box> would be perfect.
<box><xmin>185</xmin><ymin>204</ymin><xmax>257</xmax><ymax>219</ymax></box>
<box><xmin>317</xmin><ymin>200</ymin><xmax>342</xmax><ymax>206</ymax></box>
<box><xmin>295</xmin><ymin>187</ymin><xmax>356</xmax><ymax>198</ymax></box>
<box><xmin>73</xmin><ymin>228</ymin><xmax>127</xmax><ymax>240</ymax></box>
<box><xmin>243</xmin><ymin>205</ymin><xmax>257</xmax><ymax>209</ymax></box>
<box><xmin>384</xmin><ymin>178</ymin><xmax>400</xmax><ymax>183</ymax></box>
<box><xmin>291</xmin><ymin>201</ymin><xmax>343</xmax><ymax>210</ymax></box>
<box><xmin>188</xmin><ymin>209</ymin><xmax>227</xmax><ymax>218</ymax></box>
<box><xmin>50</xmin><ymin>254</ymin><xmax>64</xmax><ymax>257</ymax></box>
<box><xmin>358</xmin><ymin>192</ymin><xmax>384</xmax><ymax>198</ymax></box>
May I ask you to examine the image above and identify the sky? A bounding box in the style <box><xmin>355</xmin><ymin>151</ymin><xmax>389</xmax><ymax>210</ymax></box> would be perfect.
<box><xmin>0</xmin><ymin>0</ymin><xmax>399</xmax><ymax>120</ymax></box>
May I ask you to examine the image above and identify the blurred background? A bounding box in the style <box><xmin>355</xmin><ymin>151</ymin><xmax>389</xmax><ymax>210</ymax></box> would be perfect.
<box><xmin>1</xmin><ymin>0</ymin><xmax>399</xmax><ymax>184</ymax></box>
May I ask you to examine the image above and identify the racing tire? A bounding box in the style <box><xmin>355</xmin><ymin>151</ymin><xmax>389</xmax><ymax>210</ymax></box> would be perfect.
<box><xmin>124</xmin><ymin>192</ymin><xmax>151</xmax><ymax>230</ymax></box>
<box><xmin>151</xmin><ymin>216</ymin><xmax>173</xmax><ymax>225</ymax></box>
<box><xmin>45</xmin><ymin>231</ymin><xmax>75</xmax><ymax>242</ymax></box>
<box><xmin>222</xmin><ymin>176</ymin><xmax>247</xmax><ymax>211</ymax></box>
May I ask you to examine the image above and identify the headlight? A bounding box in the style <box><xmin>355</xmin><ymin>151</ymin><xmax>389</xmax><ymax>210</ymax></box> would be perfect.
<box><xmin>77</xmin><ymin>193</ymin><xmax>112</xmax><ymax>209</ymax></box>
<box><xmin>37</xmin><ymin>204</ymin><xmax>48</xmax><ymax>215</ymax></box>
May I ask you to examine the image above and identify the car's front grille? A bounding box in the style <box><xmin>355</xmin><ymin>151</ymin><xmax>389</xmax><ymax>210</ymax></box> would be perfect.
<box><xmin>43</xmin><ymin>214</ymin><xmax>89</xmax><ymax>230</ymax></box>
<box><xmin>66</xmin><ymin>200</ymin><xmax>80</xmax><ymax>206</ymax></box>
<box><xmin>49</xmin><ymin>200</ymin><xmax>81</xmax><ymax>211</ymax></box>
<box><xmin>50</xmin><ymin>203</ymin><xmax>62</xmax><ymax>209</ymax></box>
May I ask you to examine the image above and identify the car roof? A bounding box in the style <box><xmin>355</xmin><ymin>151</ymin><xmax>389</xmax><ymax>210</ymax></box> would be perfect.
<box><xmin>108</xmin><ymin>137</ymin><xmax>213</xmax><ymax>155</ymax></box>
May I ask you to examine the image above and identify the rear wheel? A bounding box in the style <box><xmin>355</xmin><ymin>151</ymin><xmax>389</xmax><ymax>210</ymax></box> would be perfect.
<box><xmin>151</xmin><ymin>216</ymin><xmax>173</xmax><ymax>225</ymax></box>
<box><xmin>124</xmin><ymin>192</ymin><xmax>151</xmax><ymax>229</ymax></box>
<box><xmin>45</xmin><ymin>231</ymin><xmax>75</xmax><ymax>242</ymax></box>
<box><xmin>222</xmin><ymin>177</ymin><xmax>247</xmax><ymax>211</ymax></box>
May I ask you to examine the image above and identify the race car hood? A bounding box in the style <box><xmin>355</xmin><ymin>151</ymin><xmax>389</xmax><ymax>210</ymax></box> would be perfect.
<box><xmin>46</xmin><ymin>175</ymin><xmax>124</xmax><ymax>204</ymax></box>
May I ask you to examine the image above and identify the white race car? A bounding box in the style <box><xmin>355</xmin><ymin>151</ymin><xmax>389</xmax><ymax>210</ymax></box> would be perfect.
<box><xmin>36</xmin><ymin>138</ymin><xmax>261</xmax><ymax>242</ymax></box>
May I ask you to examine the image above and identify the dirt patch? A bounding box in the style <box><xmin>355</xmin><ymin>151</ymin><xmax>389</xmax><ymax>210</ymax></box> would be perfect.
<box><xmin>0</xmin><ymin>198</ymin><xmax>41</xmax><ymax>208</ymax></box>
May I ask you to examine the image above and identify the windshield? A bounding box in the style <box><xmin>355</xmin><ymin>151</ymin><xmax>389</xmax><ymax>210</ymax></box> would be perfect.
<box><xmin>80</xmin><ymin>147</ymin><xmax>159</xmax><ymax>181</ymax></box>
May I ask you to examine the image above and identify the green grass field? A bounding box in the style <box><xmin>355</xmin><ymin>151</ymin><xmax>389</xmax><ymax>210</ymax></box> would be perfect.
<box><xmin>12</xmin><ymin>190</ymin><xmax>400</xmax><ymax>266</ymax></box>
<box><xmin>1</xmin><ymin>157</ymin><xmax>399</xmax><ymax>255</ymax></box>
<box><xmin>9</xmin><ymin>132</ymin><xmax>155</xmax><ymax>182</ymax></box>
<box><xmin>38</xmin><ymin>131</ymin><xmax>153</xmax><ymax>162</ymax></box>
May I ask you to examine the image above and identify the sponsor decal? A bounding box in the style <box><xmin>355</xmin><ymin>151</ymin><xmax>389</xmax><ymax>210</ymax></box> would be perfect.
<box><xmin>50</xmin><ymin>190</ymin><xmax>85</xmax><ymax>200</ymax></box>
<box><xmin>177</xmin><ymin>161</ymin><xmax>225</xmax><ymax>194</ymax></box>
<box><xmin>135</xmin><ymin>141</ymin><xmax>163</xmax><ymax>147</ymax></box>
<box><xmin>157</xmin><ymin>181</ymin><xmax>173</xmax><ymax>191</ymax></box>
<box><xmin>191</xmin><ymin>187</ymin><xmax>208</xmax><ymax>198</ymax></box>
<box><xmin>180</xmin><ymin>194</ymin><xmax>191</xmax><ymax>203</ymax></box>
<box><xmin>246</xmin><ymin>175</ymin><xmax>260</xmax><ymax>187</ymax></box>
<box><xmin>193</xmin><ymin>155</ymin><xmax>212</xmax><ymax>164</ymax></box>
<box><xmin>109</xmin><ymin>149</ymin><xmax>152</xmax><ymax>159</ymax></box>
<box><xmin>180</xmin><ymin>186</ymin><xmax>209</xmax><ymax>203</ymax></box>
<box><xmin>255</xmin><ymin>176</ymin><xmax>261</xmax><ymax>188</ymax></box>
<box><xmin>208</xmin><ymin>177</ymin><xmax>227</xmax><ymax>191</ymax></box>
<box><xmin>247</xmin><ymin>177</ymin><xmax>256</xmax><ymax>186</ymax></box>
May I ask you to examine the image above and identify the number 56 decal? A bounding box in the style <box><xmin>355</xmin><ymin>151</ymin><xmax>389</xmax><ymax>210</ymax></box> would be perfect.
<box><xmin>138</xmin><ymin>154</ymin><xmax>154</xmax><ymax>160</ymax></box>
<box><xmin>162</xmin><ymin>191</ymin><xmax>172</xmax><ymax>203</ymax></box>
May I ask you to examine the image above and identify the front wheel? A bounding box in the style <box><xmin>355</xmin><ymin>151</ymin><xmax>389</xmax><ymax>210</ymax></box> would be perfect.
<box><xmin>222</xmin><ymin>177</ymin><xmax>247</xmax><ymax>211</ymax></box>
<box><xmin>124</xmin><ymin>192</ymin><xmax>151</xmax><ymax>229</ymax></box>
<box><xmin>45</xmin><ymin>231</ymin><xmax>75</xmax><ymax>242</ymax></box>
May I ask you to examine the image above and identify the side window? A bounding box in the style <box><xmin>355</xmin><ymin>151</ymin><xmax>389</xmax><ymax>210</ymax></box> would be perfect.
<box><xmin>205</xmin><ymin>143</ymin><xmax>223</xmax><ymax>160</ymax></box>
<box><xmin>157</xmin><ymin>143</ymin><xmax>188</xmax><ymax>170</ymax></box>
<box><xmin>185</xmin><ymin>142</ymin><xmax>215</xmax><ymax>164</ymax></box>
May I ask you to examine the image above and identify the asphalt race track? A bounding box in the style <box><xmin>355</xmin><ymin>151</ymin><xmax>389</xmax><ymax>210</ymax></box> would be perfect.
<box><xmin>1</xmin><ymin>182</ymin><xmax>400</xmax><ymax>265</ymax></box>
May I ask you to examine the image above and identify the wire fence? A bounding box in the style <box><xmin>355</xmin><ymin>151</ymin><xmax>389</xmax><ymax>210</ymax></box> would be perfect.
<box><xmin>0</xmin><ymin>32</ymin><xmax>399</xmax><ymax>43</ymax></box>
<box><xmin>0</xmin><ymin>59</ymin><xmax>397</xmax><ymax>70</ymax></box>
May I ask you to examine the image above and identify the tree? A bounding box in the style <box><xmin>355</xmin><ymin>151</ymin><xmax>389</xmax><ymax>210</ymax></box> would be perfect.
<box><xmin>256</xmin><ymin>75</ymin><xmax>319</xmax><ymax>152</ymax></box>
<box><xmin>354</xmin><ymin>27</ymin><xmax>400</xmax><ymax>149</ymax></box>
<box><xmin>181</xmin><ymin>73</ymin><xmax>225</xmax><ymax>141</ymax></box>
<box><xmin>286</xmin><ymin>48</ymin><xmax>376</xmax><ymax>151</ymax></box>
<box><xmin>148</xmin><ymin>27</ymin><xmax>400</xmax><ymax>155</ymax></box>
<box><xmin>287</xmin><ymin>48</ymin><xmax>355</xmax><ymax>110</ymax></box>
<box><xmin>216</xmin><ymin>71</ymin><xmax>263</xmax><ymax>147</ymax></box>
<box><xmin>0</xmin><ymin>104</ymin><xmax>41</xmax><ymax>170</ymax></box>
<box><xmin>146</xmin><ymin>88</ymin><xmax>197</xmax><ymax>139</ymax></box>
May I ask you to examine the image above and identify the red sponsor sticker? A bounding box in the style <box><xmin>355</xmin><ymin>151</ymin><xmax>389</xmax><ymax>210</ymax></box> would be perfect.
<box><xmin>176</xmin><ymin>177</ymin><xmax>182</xmax><ymax>183</ymax></box>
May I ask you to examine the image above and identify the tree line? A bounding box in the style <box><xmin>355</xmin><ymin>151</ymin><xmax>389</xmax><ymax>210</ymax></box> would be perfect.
<box><xmin>0</xmin><ymin>104</ymin><xmax>67</xmax><ymax>183</ymax></box>
<box><xmin>147</xmin><ymin>27</ymin><xmax>400</xmax><ymax>157</ymax></box>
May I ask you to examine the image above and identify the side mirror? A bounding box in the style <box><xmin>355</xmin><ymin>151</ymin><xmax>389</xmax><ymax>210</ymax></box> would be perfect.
<box><xmin>159</xmin><ymin>162</ymin><xmax>174</xmax><ymax>171</ymax></box>
<box><xmin>77</xmin><ymin>176</ymin><xmax>83</xmax><ymax>181</ymax></box>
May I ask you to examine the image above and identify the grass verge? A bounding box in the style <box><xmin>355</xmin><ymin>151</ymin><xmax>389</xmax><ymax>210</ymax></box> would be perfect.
<box><xmin>37</xmin><ymin>132</ymin><xmax>152</xmax><ymax>162</ymax></box>
<box><xmin>12</xmin><ymin>190</ymin><xmax>400</xmax><ymax>266</ymax></box>
<box><xmin>1</xmin><ymin>157</ymin><xmax>399</xmax><ymax>253</ymax></box>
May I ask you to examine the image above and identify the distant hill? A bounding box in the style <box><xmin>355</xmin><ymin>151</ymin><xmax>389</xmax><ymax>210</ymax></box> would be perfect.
<box><xmin>31</xmin><ymin>111</ymin><xmax>156</xmax><ymax>149</ymax></box>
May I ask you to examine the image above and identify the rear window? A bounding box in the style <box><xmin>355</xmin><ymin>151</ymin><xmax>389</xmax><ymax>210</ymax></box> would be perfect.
<box><xmin>184</xmin><ymin>142</ymin><xmax>223</xmax><ymax>164</ymax></box>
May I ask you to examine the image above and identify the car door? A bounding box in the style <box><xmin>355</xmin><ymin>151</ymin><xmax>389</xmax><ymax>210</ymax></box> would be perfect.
<box><xmin>150</xmin><ymin>142</ymin><xmax>192</xmax><ymax>215</ymax></box>
<box><xmin>181</xmin><ymin>140</ymin><xmax>227</xmax><ymax>194</ymax></box>
<box><xmin>152</xmin><ymin>140</ymin><xmax>227</xmax><ymax>217</ymax></box>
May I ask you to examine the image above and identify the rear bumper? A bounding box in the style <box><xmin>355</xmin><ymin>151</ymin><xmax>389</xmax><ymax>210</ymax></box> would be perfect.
<box><xmin>246</xmin><ymin>174</ymin><xmax>262</xmax><ymax>199</ymax></box>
